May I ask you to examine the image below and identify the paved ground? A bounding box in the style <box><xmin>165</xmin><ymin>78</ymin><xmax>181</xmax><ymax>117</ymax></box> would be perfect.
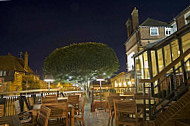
<box><xmin>75</xmin><ymin>97</ymin><xmax>110</xmax><ymax>126</ymax></box>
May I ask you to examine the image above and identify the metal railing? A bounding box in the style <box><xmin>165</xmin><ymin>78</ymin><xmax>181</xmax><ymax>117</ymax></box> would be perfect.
<box><xmin>0</xmin><ymin>89</ymin><xmax>84</xmax><ymax>116</ymax></box>
<box><xmin>140</xmin><ymin>49</ymin><xmax>190</xmax><ymax>121</ymax></box>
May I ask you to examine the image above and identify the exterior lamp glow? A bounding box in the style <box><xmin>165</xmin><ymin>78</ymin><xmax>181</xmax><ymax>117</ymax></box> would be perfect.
<box><xmin>119</xmin><ymin>82</ymin><xmax>122</xmax><ymax>87</ymax></box>
<box><xmin>123</xmin><ymin>82</ymin><xmax>126</xmax><ymax>87</ymax></box>
<box><xmin>44</xmin><ymin>75</ymin><xmax>55</xmax><ymax>92</ymax></box>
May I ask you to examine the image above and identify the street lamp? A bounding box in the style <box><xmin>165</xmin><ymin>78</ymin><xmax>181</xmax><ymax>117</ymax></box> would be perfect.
<box><xmin>96</xmin><ymin>76</ymin><xmax>105</xmax><ymax>110</ymax></box>
<box><xmin>44</xmin><ymin>75</ymin><xmax>55</xmax><ymax>92</ymax></box>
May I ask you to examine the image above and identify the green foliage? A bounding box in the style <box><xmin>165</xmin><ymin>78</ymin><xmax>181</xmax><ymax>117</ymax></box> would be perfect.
<box><xmin>43</xmin><ymin>42</ymin><xmax>119</xmax><ymax>82</ymax></box>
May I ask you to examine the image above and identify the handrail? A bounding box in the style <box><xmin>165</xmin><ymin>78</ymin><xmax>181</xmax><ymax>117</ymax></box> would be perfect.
<box><xmin>0</xmin><ymin>89</ymin><xmax>84</xmax><ymax>95</ymax></box>
<box><xmin>140</xmin><ymin>48</ymin><xmax>190</xmax><ymax>83</ymax></box>
<box><xmin>0</xmin><ymin>88</ymin><xmax>59</xmax><ymax>95</ymax></box>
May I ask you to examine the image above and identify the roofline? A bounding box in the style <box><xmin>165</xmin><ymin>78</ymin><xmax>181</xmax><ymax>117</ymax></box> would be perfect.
<box><xmin>124</xmin><ymin>27</ymin><xmax>139</xmax><ymax>45</ymax></box>
<box><xmin>169</xmin><ymin>5</ymin><xmax>190</xmax><ymax>24</ymax></box>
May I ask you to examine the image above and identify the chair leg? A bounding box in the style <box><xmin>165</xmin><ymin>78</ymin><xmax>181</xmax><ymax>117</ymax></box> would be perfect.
<box><xmin>82</xmin><ymin>119</ymin><xmax>85</xmax><ymax>126</ymax></box>
<box><xmin>107</xmin><ymin>115</ymin><xmax>111</xmax><ymax>126</ymax></box>
<box><xmin>111</xmin><ymin>113</ymin><xmax>114</xmax><ymax>126</ymax></box>
<box><xmin>66</xmin><ymin>118</ymin><xmax>68</xmax><ymax>126</ymax></box>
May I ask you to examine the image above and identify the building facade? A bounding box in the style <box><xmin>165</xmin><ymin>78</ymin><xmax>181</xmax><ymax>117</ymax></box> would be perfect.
<box><xmin>134</xmin><ymin>6</ymin><xmax>190</xmax><ymax>93</ymax></box>
<box><xmin>0</xmin><ymin>52</ymin><xmax>46</xmax><ymax>91</ymax></box>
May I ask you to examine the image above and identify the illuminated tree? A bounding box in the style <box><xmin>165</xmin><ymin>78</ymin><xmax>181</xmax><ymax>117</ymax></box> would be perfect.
<box><xmin>43</xmin><ymin>42</ymin><xmax>119</xmax><ymax>87</ymax></box>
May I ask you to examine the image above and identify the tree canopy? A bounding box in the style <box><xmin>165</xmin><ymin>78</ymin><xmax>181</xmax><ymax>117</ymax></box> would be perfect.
<box><xmin>43</xmin><ymin>42</ymin><xmax>119</xmax><ymax>82</ymax></box>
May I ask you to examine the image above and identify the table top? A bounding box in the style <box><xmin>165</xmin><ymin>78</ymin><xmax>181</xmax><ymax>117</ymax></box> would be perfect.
<box><xmin>0</xmin><ymin>116</ymin><xmax>22</xmax><ymax>126</ymax></box>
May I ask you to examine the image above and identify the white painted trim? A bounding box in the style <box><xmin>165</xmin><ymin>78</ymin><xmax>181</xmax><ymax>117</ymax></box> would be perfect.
<box><xmin>184</xmin><ymin>11</ymin><xmax>190</xmax><ymax>25</ymax></box>
<box><xmin>150</xmin><ymin>27</ymin><xmax>159</xmax><ymax>36</ymax></box>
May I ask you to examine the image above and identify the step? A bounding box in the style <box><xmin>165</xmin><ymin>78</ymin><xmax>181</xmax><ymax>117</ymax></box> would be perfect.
<box><xmin>175</xmin><ymin>119</ymin><xmax>190</xmax><ymax>126</ymax></box>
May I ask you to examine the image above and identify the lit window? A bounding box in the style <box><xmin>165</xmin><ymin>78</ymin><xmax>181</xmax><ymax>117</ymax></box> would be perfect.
<box><xmin>127</xmin><ymin>51</ymin><xmax>135</xmax><ymax>71</ymax></box>
<box><xmin>184</xmin><ymin>11</ymin><xmax>190</xmax><ymax>25</ymax></box>
<box><xmin>165</xmin><ymin>27</ymin><xmax>172</xmax><ymax>36</ymax></box>
<box><xmin>150</xmin><ymin>27</ymin><xmax>159</xmax><ymax>36</ymax></box>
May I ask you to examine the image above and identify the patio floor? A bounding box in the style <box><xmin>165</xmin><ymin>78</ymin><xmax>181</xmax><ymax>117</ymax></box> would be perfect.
<box><xmin>75</xmin><ymin>98</ymin><xmax>110</xmax><ymax>126</ymax></box>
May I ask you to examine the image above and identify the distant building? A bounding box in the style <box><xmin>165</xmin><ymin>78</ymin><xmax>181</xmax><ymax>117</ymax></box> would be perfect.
<box><xmin>125</xmin><ymin>7</ymin><xmax>172</xmax><ymax>73</ymax></box>
<box><xmin>0</xmin><ymin>52</ymin><xmax>46</xmax><ymax>91</ymax></box>
<box><xmin>134</xmin><ymin>5</ymin><xmax>190</xmax><ymax>93</ymax></box>
<box><xmin>111</xmin><ymin>6</ymin><xmax>190</xmax><ymax>94</ymax></box>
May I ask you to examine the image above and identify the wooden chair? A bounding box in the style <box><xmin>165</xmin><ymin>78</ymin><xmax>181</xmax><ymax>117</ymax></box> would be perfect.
<box><xmin>75</xmin><ymin>97</ymin><xmax>86</xmax><ymax>126</ymax></box>
<box><xmin>37</xmin><ymin>105</ymin><xmax>51</xmax><ymax>126</ymax></box>
<box><xmin>68</xmin><ymin>95</ymin><xmax>79</xmax><ymax>111</ymax></box>
<box><xmin>107</xmin><ymin>96</ymin><xmax>122</xmax><ymax>126</ymax></box>
<box><xmin>14</xmin><ymin>100</ymin><xmax>33</xmax><ymax>124</ymax></box>
<box><xmin>0</xmin><ymin>104</ymin><xmax>4</xmax><ymax>117</ymax></box>
<box><xmin>45</xmin><ymin>94</ymin><xmax>57</xmax><ymax>98</ymax></box>
<box><xmin>114</xmin><ymin>100</ymin><xmax>139</xmax><ymax>126</ymax></box>
<box><xmin>41</xmin><ymin>96</ymin><xmax>58</xmax><ymax>104</ymax></box>
<box><xmin>43</xmin><ymin>102</ymin><xmax>69</xmax><ymax>126</ymax></box>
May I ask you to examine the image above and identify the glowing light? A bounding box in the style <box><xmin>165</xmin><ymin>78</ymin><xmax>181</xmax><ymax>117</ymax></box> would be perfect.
<box><xmin>119</xmin><ymin>83</ymin><xmax>122</xmax><ymax>87</ymax></box>
<box><xmin>115</xmin><ymin>81</ymin><xmax>118</xmax><ymax>87</ymax></box>
<box><xmin>128</xmin><ymin>81</ymin><xmax>132</xmax><ymax>86</ymax></box>
<box><xmin>123</xmin><ymin>82</ymin><xmax>126</xmax><ymax>86</ymax></box>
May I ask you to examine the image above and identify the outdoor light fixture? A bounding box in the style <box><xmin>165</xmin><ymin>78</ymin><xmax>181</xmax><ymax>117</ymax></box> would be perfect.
<box><xmin>44</xmin><ymin>75</ymin><xmax>55</xmax><ymax>92</ymax></box>
<box><xmin>123</xmin><ymin>82</ymin><xmax>126</xmax><ymax>87</ymax></box>
<box><xmin>96</xmin><ymin>76</ymin><xmax>105</xmax><ymax>110</ymax></box>
<box><xmin>119</xmin><ymin>82</ymin><xmax>122</xmax><ymax>87</ymax></box>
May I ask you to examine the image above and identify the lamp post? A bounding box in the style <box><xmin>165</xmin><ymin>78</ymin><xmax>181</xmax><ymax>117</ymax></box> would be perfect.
<box><xmin>44</xmin><ymin>75</ymin><xmax>55</xmax><ymax>92</ymax></box>
<box><xmin>96</xmin><ymin>76</ymin><xmax>105</xmax><ymax>110</ymax></box>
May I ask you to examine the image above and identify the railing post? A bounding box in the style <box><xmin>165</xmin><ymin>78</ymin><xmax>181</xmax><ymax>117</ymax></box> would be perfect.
<box><xmin>178</xmin><ymin>37</ymin><xmax>188</xmax><ymax>86</ymax></box>
<box><xmin>57</xmin><ymin>91</ymin><xmax>59</xmax><ymax>97</ymax></box>
<box><xmin>31</xmin><ymin>93</ymin><xmax>36</xmax><ymax>104</ymax></box>
<box><xmin>148</xmin><ymin>87</ymin><xmax>152</xmax><ymax>120</ymax></box>
<box><xmin>143</xmin><ymin>82</ymin><xmax>146</xmax><ymax>121</ymax></box>
<box><xmin>19</xmin><ymin>93</ymin><xmax>24</xmax><ymax>112</ymax></box>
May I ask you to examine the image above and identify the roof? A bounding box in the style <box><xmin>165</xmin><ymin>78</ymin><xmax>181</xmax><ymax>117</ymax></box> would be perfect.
<box><xmin>140</xmin><ymin>18</ymin><xmax>169</xmax><ymax>27</ymax></box>
<box><xmin>0</xmin><ymin>54</ymin><xmax>33</xmax><ymax>73</ymax></box>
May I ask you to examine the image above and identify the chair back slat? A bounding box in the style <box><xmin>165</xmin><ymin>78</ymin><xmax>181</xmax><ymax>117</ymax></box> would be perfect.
<box><xmin>0</xmin><ymin>104</ymin><xmax>4</xmax><ymax>117</ymax></box>
<box><xmin>44</xmin><ymin>102</ymin><xmax>68</xmax><ymax>118</ymax></box>
<box><xmin>107</xmin><ymin>96</ymin><xmax>122</xmax><ymax>109</ymax></box>
<box><xmin>37</xmin><ymin>105</ymin><xmax>51</xmax><ymax>126</ymax></box>
<box><xmin>42</xmin><ymin>97</ymin><xmax>58</xmax><ymax>104</ymax></box>
<box><xmin>68</xmin><ymin>95</ymin><xmax>79</xmax><ymax>106</ymax></box>
<box><xmin>114</xmin><ymin>100</ymin><xmax>137</xmax><ymax>113</ymax></box>
<box><xmin>113</xmin><ymin>100</ymin><xmax>138</xmax><ymax>126</ymax></box>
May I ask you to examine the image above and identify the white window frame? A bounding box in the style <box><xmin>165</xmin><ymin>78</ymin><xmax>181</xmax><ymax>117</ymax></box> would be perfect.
<box><xmin>150</xmin><ymin>27</ymin><xmax>159</xmax><ymax>36</ymax></box>
<box><xmin>165</xmin><ymin>27</ymin><xmax>172</xmax><ymax>36</ymax></box>
<box><xmin>184</xmin><ymin>11</ymin><xmax>190</xmax><ymax>25</ymax></box>
<box><xmin>127</xmin><ymin>51</ymin><xmax>135</xmax><ymax>71</ymax></box>
<box><xmin>171</xmin><ymin>22</ymin><xmax>177</xmax><ymax>34</ymax></box>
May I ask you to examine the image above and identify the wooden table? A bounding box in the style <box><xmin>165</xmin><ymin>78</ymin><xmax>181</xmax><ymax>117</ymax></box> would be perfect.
<box><xmin>0</xmin><ymin>116</ymin><xmax>22</xmax><ymax>126</ymax></box>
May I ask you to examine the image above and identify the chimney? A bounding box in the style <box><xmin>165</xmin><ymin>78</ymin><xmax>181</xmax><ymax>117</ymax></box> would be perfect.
<box><xmin>24</xmin><ymin>51</ymin><xmax>29</xmax><ymax>72</ymax></box>
<box><xmin>131</xmin><ymin>7</ymin><xmax>139</xmax><ymax>32</ymax></box>
<box><xmin>126</xmin><ymin>18</ymin><xmax>132</xmax><ymax>38</ymax></box>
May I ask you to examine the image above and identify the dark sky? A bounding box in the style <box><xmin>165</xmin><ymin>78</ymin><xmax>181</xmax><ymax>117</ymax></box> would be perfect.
<box><xmin>0</xmin><ymin>0</ymin><xmax>190</xmax><ymax>77</ymax></box>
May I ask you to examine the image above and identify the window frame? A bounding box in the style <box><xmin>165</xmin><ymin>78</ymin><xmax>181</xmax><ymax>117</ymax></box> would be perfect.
<box><xmin>184</xmin><ymin>11</ymin><xmax>190</xmax><ymax>25</ymax></box>
<box><xmin>165</xmin><ymin>27</ymin><xmax>172</xmax><ymax>36</ymax></box>
<box><xmin>150</xmin><ymin>27</ymin><xmax>159</xmax><ymax>36</ymax></box>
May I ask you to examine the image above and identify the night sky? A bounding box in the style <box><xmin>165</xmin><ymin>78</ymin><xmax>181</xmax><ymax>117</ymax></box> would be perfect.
<box><xmin>0</xmin><ymin>0</ymin><xmax>190</xmax><ymax>77</ymax></box>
